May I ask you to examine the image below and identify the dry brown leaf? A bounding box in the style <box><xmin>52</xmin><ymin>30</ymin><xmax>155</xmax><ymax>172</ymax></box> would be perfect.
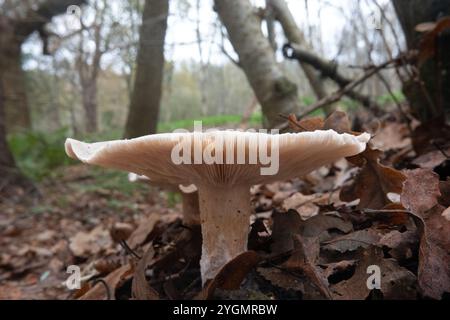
<box><xmin>411</xmin><ymin>119</ymin><xmax>450</xmax><ymax>156</ymax></box>
<box><xmin>127</xmin><ymin>214</ymin><xmax>160</xmax><ymax>249</ymax></box>
<box><xmin>282</xmin><ymin>192</ymin><xmax>323</xmax><ymax>220</ymax></box>
<box><xmin>287</xmin><ymin>114</ymin><xmax>324</xmax><ymax>132</ymax></box>
<box><xmin>257</xmin><ymin>267</ymin><xmax>305</xmax><ymax>292</ymax></box>
<box><xmin>270</xmin><ymin>209</ymin><xmax>303</xmax><ymax>255</ymax></box>
<box><xmin>370</xmin><ymin>122</ymin><xmax>411</xmax><ymax>151</ymax></box>
<box><xmin>412</xmin><ymin>148</ymin><xmax>450</xmax><ymax>169</ymax></box>
<box><xmin>288</xmin><ymin>111</ymin><xmax>354</xmax><ymax>134</ymax></box>
<box><xmin>401</xmin><ymin>169</ymin><xmax>441</xmax><ymax>213</ymax></box>
<box><xmin>131</xmin><ymin>245</ymin><xmax>159</xmax><ymax>300</ymax></box>
<box><xmin>322</xmin><ymin>229</ymin><xmax>381</xmax><ymax>253</ymax></box>
<box><xmin>201</xmin><ymin>251</ymin><xmax>261</xmax><ymax>299</ymax></box>
<box><xmin>331</xmin><ymin>246</ymin><xmax>416</xmax><ymax>300</ymax></box>
<box><xmin>300</xmin><ymin>213</ymin><xmax>353</xmax><ymax>239</ymax></box>
<box><xmin>69</xmin><ymin>226</ymin><xmax>112</xmax><ymax>258</ymax></box>
<box><xmin>322</xmin><ymin>260</ymin><xmax>356</xmax><ymax>279</ymax></box>
<box><xmin>79</xmin><ymin>264</ymin><xmax>134</xmax><ymax>300</ymax></box>
<box><xmin>379</xmin><ymin>230</ymin><xmax>418</xmax><ymax>261</ymax></box>
<box><xmin>282</xmin><ymin>235</ymin><xmax>331</xmax><ymax>299</ymax></box>
<box><xmin>401</xmin><ymin>169</ymin><xmax>450</xmax><ymax>299</ymax></box>
<box><xmin>442</xmin><ymin>207</ymin><xmax>450</xmax><ymax>221</ymax></box>
<box><xmin>323</xmin><ymin>110</ymin><xmax>353</xmax><ymax>134</ymax></box>
<box><xmin>438</xmin><ymin>178</ymin><xmax>450</xmax><ymax>207</ymax></box>
<box><xmin>340</xmin><ymin>147</ymin><xmax>406</xmax><ymax>209</ymax></box>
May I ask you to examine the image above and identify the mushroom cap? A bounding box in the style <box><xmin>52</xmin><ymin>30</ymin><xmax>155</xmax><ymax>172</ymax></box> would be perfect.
<box><xmin>128</xmin><ymin>172</ymin><xmax>197</xmax><ymax>194</ymax></box>
<box><xmin>65</xmin><ymin>130</ymin><xmax>370</xmax><ymax>187</ymax></box>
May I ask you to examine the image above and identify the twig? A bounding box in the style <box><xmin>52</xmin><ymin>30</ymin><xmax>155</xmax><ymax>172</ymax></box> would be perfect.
<box><xmin>282</xmin><ymin>43</ymin><xmax>381</xmax><ymax>112</ymax></box>
<box><xmin>119</xmin><ymin>240</ymin><xmax>142</xmax><ymax>260</ymax></box>
<box><xmin>296</xmin><ymin>54</ymin><xmax>415</xmax><ymax>120</ymax></box>
<box><xmin>432</xmin><ymin>142</ymin><xmax>450</xmax><ymax>158</ymax></box>
<box><xmin>89</xmin><ymin>278</ymin><xmax>112</xmax><ymax>300</ymax></box>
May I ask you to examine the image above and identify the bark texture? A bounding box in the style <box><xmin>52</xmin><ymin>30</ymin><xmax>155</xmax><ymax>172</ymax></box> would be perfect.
<box><xmin>393</xmin><ymin>0</ymin><xmax>450</xmax><ymax>122</ymax></box>
<box><xmin>269</xmin><ymin>0</ymin><xmax>333</xmax><ymax>114</ymax></box>
<box><xmin>214</xmin><ymin>0</ymin><xmax>299</xmax><ymax>129</ymax></box>
<box><xmin>124</xmin><ymin>0</ymin><xmax>169</xmax><ymax>138</ymax></box>
<box><xmin>0</xmin><ymin>0</ymin><xmax>86</xmax><ymax>132</ymax></box>
<box><xmin>0</xmin><ymin>73</ymin><xmax>33</xmax><ymax>194</ymax></box>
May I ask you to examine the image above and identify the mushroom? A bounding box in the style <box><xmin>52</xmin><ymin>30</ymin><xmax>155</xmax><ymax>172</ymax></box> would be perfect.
<box><xmin>128</xmin><ymin>173</ymin><xmax>200</xmax><ymax>226</ymax></box>
<box><xmin>65</xmin><ymin>130</ymin><xmax>370</xmax><ymax>283</ymax></box>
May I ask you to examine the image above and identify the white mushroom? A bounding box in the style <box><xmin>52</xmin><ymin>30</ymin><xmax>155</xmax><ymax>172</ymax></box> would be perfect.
<box><xmin>128</xmin><ymin>173</ymin><xmax>200</xmax><ymax>226</ymax></box>
<box><xmin>65</xmin><ymin>130</ymin><xmax>370</xmax><ymax>283</ymax></box>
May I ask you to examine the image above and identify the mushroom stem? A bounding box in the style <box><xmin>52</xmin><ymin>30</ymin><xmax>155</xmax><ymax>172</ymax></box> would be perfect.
<box><xmin>181</xmin><ymin>191</ymin><xmax>200</xmax><ymax>226</ymax></box>
<box><xmin>197</xmin><ymin>184</ymin><xmax>252</xmax><ymax>283</ymax></box>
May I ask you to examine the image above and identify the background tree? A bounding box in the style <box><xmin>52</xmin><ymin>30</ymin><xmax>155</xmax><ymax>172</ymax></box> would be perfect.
<box><xmin>72</xmin><ymin>0</ymin><xmax>124</xmax><ymax>133</ymax></box>
<box><xmin>124</xmin><ymin>0</ymin><xmax>169</xmax><ymax>138</ymax></box>
<box><xmin>393</xmin><ymin>0</ymin><xmax>450</xmax><ymax>122</ymax></box>
<box><xmin>268</xmin><ymin>0</ymin><xmax>333</xmax><ymax>114</ymax></box>
<box><xmin>0</xmin><ymin>0</ymin><xmax>85</xmax><ymax>132</ymax></box>
<box><xmin>213</xmin><ymin>0</ymin><xmax>299</xmax><ymax>129</ymax></box>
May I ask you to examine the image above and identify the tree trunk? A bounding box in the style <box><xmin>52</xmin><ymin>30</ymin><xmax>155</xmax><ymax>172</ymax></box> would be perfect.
<box><xmin>214</xmin><ymin>0</ymin><xmax>299</xmax><ymax>129</ymax></box>
<box><xmin>81</xmin><ymin>80</ymin><xmax>98</xmax><ymax>132</ymax></box>
<box><xmin>269</xmin><ymin>0</ymin><xmax>334</xmax><ymax>115</ymax></box>
<box><xmin>0</xmin><ymin>0</ymin><xmax>86</xmax><ymax>133</ymax></box>
<box><xmin>393</xmin><ymin>0</ymin><xmax>450</xmax><ymax>122</ymax></box>
<box><xmin>0</xmin><ymin>18</ymin><xmax>31</xmax><ymax>132</ymax></box>
<box><xmin>0</xmin><ymin>78</ymin><xmax>33</xmax><ymax>194</ymax></box>
<box><xmin>124</xmin><ymin>0</ymin><xmax>169</xmax><ymax>138</ymax></box>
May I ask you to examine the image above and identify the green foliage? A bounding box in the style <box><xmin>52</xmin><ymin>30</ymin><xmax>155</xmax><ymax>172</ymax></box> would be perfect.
<box><xmin>8</xmin><ymin>128</ymin><xmax>73</xmax><ymax>180</ymax></box>
<box><xmin>376</xmin><ymin>91</ymin><xmax>405</xmax><ymax>106</ymax></box>
<box><xmin>301</xmin><ymin>96</ymin><xmax>315</xmax><ymax>106</ymax></box>
<box><xmin>167</xmin><ymin>191</ymin><xmax>181</xmax><ymax>208</ymax></box>
<box><xmin>157</xmin><ymin>112</ymin><xmax>262</xmax><ymax>132</ymax></box>
<box><xmin>7</xmin><ymin>112</ymin><xmax>263</xmax><ymax>182</ymax></box>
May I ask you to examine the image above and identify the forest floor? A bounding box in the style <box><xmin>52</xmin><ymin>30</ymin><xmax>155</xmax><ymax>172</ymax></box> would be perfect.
<box><xmin>0</xmin><ymin>111</ymin><xmax>449</xmax><ymax>300</ymax></box>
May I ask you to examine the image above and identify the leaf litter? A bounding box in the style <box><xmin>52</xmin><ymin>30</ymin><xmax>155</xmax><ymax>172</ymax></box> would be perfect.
<box><xmin>1</xmin><ymin>111</ymin><xmax>449</xmax><ymax>300</ymax></box>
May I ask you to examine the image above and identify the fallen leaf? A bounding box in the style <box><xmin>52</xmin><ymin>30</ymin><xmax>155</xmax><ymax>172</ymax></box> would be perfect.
<box><xmin>300</xmin><ymin>213</ymin><xmax>353</xmax><ymax>239</ymax></box>
<box><xmin>69</xmin><ymin>226</ymin><xmax>113</xmax><ymax>258</ymax></box>
<box><xmin>282</xmin><ymin>192</ymin><xmax>322</xmax><ymax>220</ymax></box>
<box><xmin>340</xmin><ymin>147</ymin><xmax>406</xmax><ymax>209</ymax></box>
<box><xmin>270</xmin><ymin>210</ymin><xmax>303</xmax><ymax>255</ymax></box>
<box><xmin>438</xmin><ymin>178</ymin><xmax>450</xmax><ymax>207</ymax></box>
<box><xmin>201</xmin><ymin>251</ymin><xmax>261</xmax><ymax>299</ymax></box>
<box><xmin>332</xmin><ymin>246</ymin><xmax>416</xmax><ymax>300</ymax></box>
<box><xmin>401</xmin><ymin>169</ymin><xmax>450</xmax><ymax>299</ymax></box>
<box><xmin>79</xmin><ymin>264</ymin><xmax>134</xmax><ymax>300</ymax></box>
<box><xmin>323</xmin><ymin>110</ymin><xmax>353</xmax><ymax>134</ymax></box>
<box><xmin>322</xmin><ymin>260</ymin><xmax>356</xmax><ymax>280</ymax></box>
<box><xmin>282</xmin><ymin>235</ymin><xmax>331</xmax><ymax>299</ymax></box>
<box><xmin>370</xmin><ymin>121</ymin><xmax>411</xmax><ymax>151</ymax></box>
<box><xmin>412</xmin><ymin>148</ymin><xmax>450</xmax><ymax>169</ymax></box>
<box><xmin>322</xmin><ymin>229</ymin><xmax>381</xmax><ymax>253</ymax></box>
<box><xmin>287</xmin><ymin>114</ymin><xmax>324</xmax><ymax>132</ymax></box>
<box><xmin>442</xmin><ymin>207</ymin><xmax>450</xmax><ymax>221</ymax></box>
<box><xmin>379</xmin><ymin>230</ymin><xmax>418</xmax><ymax>261</ymax></box>
<box><xmin>131</xmin><ymin>245</ymin><xmax>159</xmax><ymax>300</ymax></box>
<box><xmin>401</xmin><ymin>169</ymin><xmax>441</xmax><ymax>214</ymax></box>
<box><xmin>257</xmin><ymin>267</ymin><xmax>305</xmax><ymax>292</ymax></box>
<box><xmin>127</xmin><ymin>214</ymin><xmax>160</xmax><ymax>249</ymax></box>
